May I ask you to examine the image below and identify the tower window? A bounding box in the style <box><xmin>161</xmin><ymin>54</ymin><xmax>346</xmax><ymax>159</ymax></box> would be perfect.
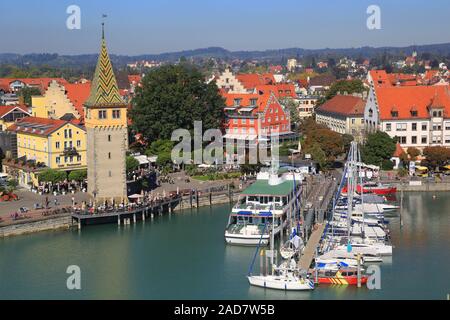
<box><xmin>98</xmin><ymin>110</ymin><xmax>107</xmax><ymax>119</ymax></box>
<box><xmin>112</xmin><ymin>110</ymin><xmax>121</xmax><ymax>119</ymax></box>
<box><xmin>109</xmin><ymin>171</ymin><xmax>112</xmax><ymax>177</ymax></box>
<box><xmin>108</xmin><ymin>152</ymin><xmax>111</xmax><ymax>159</ymax></box>
<box><xmin>108</xmin><ymin>135</ymin><xmax>111</xmax><ymax>142</ymax></box>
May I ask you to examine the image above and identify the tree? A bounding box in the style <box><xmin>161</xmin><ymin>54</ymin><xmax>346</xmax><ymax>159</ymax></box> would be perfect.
<box><xmin>422</xmin><ymin>146</ymin><xmax>450</xmax><ymax>170</ymax></box>
<box><xmin>131</xmin><ymin>64</ymin><xmax>225</xmax><ymax>142</ymax></box>
<box><xmin>361</xmin><ymin>131</ymin><xmax>396</xmax><ymax>167</ymax></box>
<box><xmin>39</xmin><ymin>169</ymin><xmax>67</xmax><ymax>183</ymax></box>
<box><xmin>16</xmin><ymin>87</ymin><xmax>41</xmax><ymax>106</ymax></box>
<box><xmin>407</xmin><ymin>147</ymin><xmax>421</xmax><ymax>161</ymax></box>
<box><xmin>342</xmin><ymin>134</ymin><xmax>354</xmax><ymax>153</ymax></box>
<box><xmin>126</xmin><ymin>156</ymin><xmax>140</xmax><ymax>173</ymax></box>
<box><xmin>324</xmin><ymin>79</ymin><xmax>366</xmax><ymax>101</ymax></box>
<box><xmin>68</xmin><ymin>169</ymin><xmax>87</xmax><ymax>182</ymax></box>
<box><xmin>280</xmin><ymin>98</ymin><xmax>300</xmax><ymax>130</ymax></box>
<box><xmin>305</xmin><ymin>143</ymin><xmax>327</xmax><ymax>169</ymax></box>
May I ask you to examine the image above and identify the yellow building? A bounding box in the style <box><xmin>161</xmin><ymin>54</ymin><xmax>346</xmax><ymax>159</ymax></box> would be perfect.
<box><xmin>4</xmin><ymin>117</ymin><xmax>86</xmax><ymax>187</ymax></box>
<box><xmin>31</xmin><ymin>80</ymin><xmax>91</xmax><ymax>120</ymax></box>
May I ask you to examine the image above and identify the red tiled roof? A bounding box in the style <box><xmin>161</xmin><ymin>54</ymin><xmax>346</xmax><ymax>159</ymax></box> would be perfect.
<box><xmin>254</xmin><ymin>83</ymin><xmax>296</xmax><ymax>98</ymax></box>
<box><xmin>0</xmin><ymin>104</ymin><xmax>30</xmax><ymax>118</ymax></box>
<box><xmin>128</xmin><ymin>75</ymin><xmax>142</xmax><ymax>85</ymax></box>
<box><xmin>316</xmin><ymin>95</ymin><xmax>365</xmax><ymax>116</ymax></box>
<box><xmin>375</xmin><ymin>85</ymin><xmax>450</xmax><ymax>120</ymax></box>
<box><xmin>393</xmin><ymin>143</ymin><xmax>405</xmax><ymax>157</ymax></box>
<box><xmin>0</xmin><ymin>78</ymin><xmax>67</xmax><ymax>92</ymax></box>
<box><xmin>235</xmin><ymin>73</ymin><xmax>275</xmax><ymax>90</ymax></box>
<box><xmin>64</xmin><ymin>82</ymin><xmax>91</xmax><ymax>118</ymax></box>
<box><xmin>222</xmin><ymin>92</ymin><xmax>276</xmax><ymax>114</ymax></box>
<box><xmin>7</xmin><ymin>117</ymin><xmax>82</xmax><ymax>137</ymax></box>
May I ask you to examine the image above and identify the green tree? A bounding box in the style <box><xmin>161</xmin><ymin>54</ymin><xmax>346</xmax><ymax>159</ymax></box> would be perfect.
<box><xmin>305</xmin><ymin>143</ymin><xmax>327</xmax><ymax>169</ymax></box>
<box><xmin>324</xmin><ymin>79</ymin><xmax>366</xmax><ymax>101</ymax></box>
<box><xmin>39</xmin><ymin>169</ymin><xmax>67</xmax><ymax>183</ymax></box>
<box><xmin>131</xmin><ymin>64</ymin><xmax>225</xmax><ymax>142</ymax></box>
<box><xmin>68</xmin><ymin>169</ymin><xmax>87</xmax><ymax>181</ymax></box>
<box><xmin>126</xmin><ymin>156</ymin><xmax>140</xmax><ymax>173</ymax></box>
<box><xmin>16</xmin><ymin>87</ymin><xmax>42</xmax><ymax>106</ymax></box>
<box><xmin>361</xmin><ymin>131</ymin><xmax>397</xmax><ymax>167</ymax></box>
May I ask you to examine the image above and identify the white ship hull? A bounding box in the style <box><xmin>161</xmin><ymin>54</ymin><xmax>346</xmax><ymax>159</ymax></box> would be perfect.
<box><xmin>225</xmin><ymin>232</ymin><xmax>270</xmax><ymax>246</ymax></box>
<box><xmin>248</xmin><ymin>275</ymin><xmax>314</xmax><ymax>291</ymax></box>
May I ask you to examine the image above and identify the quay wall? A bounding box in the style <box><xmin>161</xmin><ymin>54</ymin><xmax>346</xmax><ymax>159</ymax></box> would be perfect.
<box><xmin>0</xmin><ymin>214</ymin><xmax>72</xmax><ymax>238</ymax></box>
<box><xmin>0</xmin><ymin>191</ymin><xmax>241</xmax><ymax>238</ymax></box>
<box><xmin>391</xmin><ymin>182</ymin><xmax>450</xmax><ymax>192</ymax></box>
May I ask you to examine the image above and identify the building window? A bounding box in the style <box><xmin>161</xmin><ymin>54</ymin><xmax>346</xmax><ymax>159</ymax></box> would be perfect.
<box><xmin>98</xmin><ymin>110</ymin><xmax>107</xmax><ymax>119</ymax></box>
<box><xmin>108</xmin><ymin>152</ymin><xmax>111</xmax><ymax>159</ymax></box>
<box><xmin>112</xmin><ymin>110</ymin><xmax>121</xmax><ymax>119</ymax></box>
<box><xmin>64</xmin><ymin>129</ymin><xmax>72</xmax><ymax>139</ymax></box>
<box><xmin>233</xmin><ymin>119</ymin><xmax>238</xmax><ymax>124</ymax></box>
<box><xmin>250</xmin><ymin>119</ymin><xmax>254</xmax><ymax>125</ymax></box>
<box><xmin>234</xmin><ymin>98</ymin><xmax>241</xmax><ymax>106</ymax></box>
<box><xmin>421</xmin><ymin>136</ymin><xmax>427</xmax><ymax>144</ymax></box>
<box><xmin>386</xmin><ymin>123</ymin><xmax>391</xmax><ymax>131</ymax></box>
<box><xmin>77</xmin><ymin>155</ymin><xmax>82</xmax><ymax>162</ymax></box>
<box><xmin>422</xmin><ymin>123</ymin><xmax>427</xmax><ymax>131</ymax></box>
<box><xmin>108</xmin><ymin>135</ymin><xmax>111</xmax><ymax>142</ymax></box>
<box><xmin>109</xmin><ymin>170</ymin><xmax>112</xmax><ymax>177</ymax></box>
<box><xmin>76</xmin><ymin>140</ymin><xmax>81</xmax><ymax>147</ymax></box>
<box><xmin>396</xmin><ymin>123</ymin><xmax>407</xmax><ymax>131</ymax></box>
<box><xmin>56</xmin><ymin>157</ymin><xmax>60</xmax><ymax>164</ymax></box>
<box><xmin>411</xmin><ymin>110</ymin><xmax>418</xmax><ymax>117</ymax></box>
<box><xmin>56</xmin><ymin>142</ymin><xmax>60</xmax><ymax>149</ymax></box>
<box><xmin>411</xmin><ymin>136</ymin><xmax>417</xmax><ymax>144</ymax></box>
<box><xmin>412</xmin><ymin>123</ymin><xmax>417</xmax><ymax>131</ymax></box>
<box><xmin>242</xmin><ymin>118</ymin><xmax>246</xmax><ymax>124</ymax></box>
<box><xmin>445</xmin><ymin>122</ymin><xmax>450</xmax><ymax>131</ymax></box>
<box><xmin>432</xmin><ymin>136</ymin><xmax>442</xmax><ymax>144</ymax></box>
<box><xmin>432</xmin><ymin>124</ymin><xmax>442</xmax><ymax>131</ymax></box>
<box><xmin>397</xmin><ymin>136</ymin><xmax>407</xmax><ymax>144</ymax></box>
<box><xmin>445</xmin><ymin>136</ymin><xmax>450</xmax><ymax>144</ymax></box>
<box><xmin>250</xmin><ymin>99</ymin><xmax>257</xmax><ymax>106</ymax></box>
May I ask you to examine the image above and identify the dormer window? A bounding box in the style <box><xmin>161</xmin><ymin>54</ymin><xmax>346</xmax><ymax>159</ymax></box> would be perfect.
<box><xmin>250</xmin><ymin>98</ymin><xmax>257</xmax><ymax>106</ymax></box>
<box><xmin>391</xmin><ymin>106</ymin><xmax>398</xmax><ymax>118</ymax></box>
<box><xmin>234</xmin><ymin>98</ymin><xmax>241</xmax><ymax>107</ymax></box>
<box><xmin>410</xmin><ymin>106</ymin><xmax>418</xmax><ymax>117</ymax></box>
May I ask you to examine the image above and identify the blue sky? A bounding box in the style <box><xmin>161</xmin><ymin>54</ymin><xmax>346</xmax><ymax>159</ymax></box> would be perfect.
<box><xmin>1</xmin><ymin>0</ymin><xmax>449</xmax><ymax>55</ymax></box>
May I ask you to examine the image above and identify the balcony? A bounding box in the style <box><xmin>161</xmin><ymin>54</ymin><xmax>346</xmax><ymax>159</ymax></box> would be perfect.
<box><xmin>62</xmin><ymin>147</ymin><xmax>79</xmax><ymax>157</ymax></box>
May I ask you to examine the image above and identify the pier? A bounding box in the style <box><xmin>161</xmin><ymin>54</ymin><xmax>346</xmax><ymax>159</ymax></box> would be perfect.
<box><xmin>297</xmin><ymin>173</ymin><xmax>340</xmax><ymax>270</ymax></box>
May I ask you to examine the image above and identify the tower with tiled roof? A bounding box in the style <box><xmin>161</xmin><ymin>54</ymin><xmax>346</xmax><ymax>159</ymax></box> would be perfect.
<box><xmin>84</xmin><ymin>23</ymin><xmax>128</xmax><ymax>204</ymax></box>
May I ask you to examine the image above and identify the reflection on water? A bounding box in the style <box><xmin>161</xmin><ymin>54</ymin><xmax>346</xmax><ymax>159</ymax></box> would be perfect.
<box><xmin>0</xmin><ymin>193</ymin><xmax>449</xmax><ymax>299</ymax></box>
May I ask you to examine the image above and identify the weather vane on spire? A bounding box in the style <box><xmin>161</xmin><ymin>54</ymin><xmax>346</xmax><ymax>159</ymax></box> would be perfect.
<box><xmin>101</xmin><ymin>14</ymin><xmax>107</xmax><ymax>39</ymax></box>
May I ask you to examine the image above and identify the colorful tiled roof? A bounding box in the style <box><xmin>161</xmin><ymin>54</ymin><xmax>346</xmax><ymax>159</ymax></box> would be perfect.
<box><xmin>85</xmin><ymin>33</ymin><xmax>125</xmax><ymax>107</ymax></box>
<box><xmin>235</xmin><ymin>73</ymin><xmax>275</xmax><ymax>90</ymax></box>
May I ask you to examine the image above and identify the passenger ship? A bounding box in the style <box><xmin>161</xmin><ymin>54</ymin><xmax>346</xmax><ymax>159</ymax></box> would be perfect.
<box><xmin>224</xmin><ymin>164</ymin><xmax>303</xmax><ymax>246</ymax></box>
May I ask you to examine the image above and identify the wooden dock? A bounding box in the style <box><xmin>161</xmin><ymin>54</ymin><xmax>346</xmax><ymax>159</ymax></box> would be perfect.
<box><xmin>71</xmin><ymin>196</ymin><xmax>181</xmax><ymax>229</ymax></box>
<box><xmin>297</xmin><ymin>174</ymin><xmax>339</xmax><ymax>271</ymax></box>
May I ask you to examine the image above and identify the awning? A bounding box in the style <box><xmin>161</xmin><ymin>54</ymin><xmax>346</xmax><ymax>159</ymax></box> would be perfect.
<box><xmin>134</xmin><ymin>155</ymin><xmax>149</xmax><ymax>165</ymax></box>
<box><xmin>128</xmin><ymin>194</ymin><xmax>144</xmax><ymax>199</ymax></box>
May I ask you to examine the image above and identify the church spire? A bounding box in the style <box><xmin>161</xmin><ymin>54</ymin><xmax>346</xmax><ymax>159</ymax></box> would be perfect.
<box><xmin>85</xmin><ymin>22</ymin><xmax>124</xmax><ymax>107</ymax></box>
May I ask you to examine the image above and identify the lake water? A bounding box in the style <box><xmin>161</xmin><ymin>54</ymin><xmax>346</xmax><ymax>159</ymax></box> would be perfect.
<box><xmin>0</xmin><ymin>192</ymin><xmax>449</xmax><ymax>300</ymax></box>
